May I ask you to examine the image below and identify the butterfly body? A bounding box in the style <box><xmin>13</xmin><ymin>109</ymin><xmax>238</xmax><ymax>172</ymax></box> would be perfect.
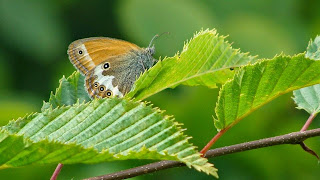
<box><xmin>68</xmin><ymin>37</ymin><xmax>156</xmax><ymax>98</ymax></box>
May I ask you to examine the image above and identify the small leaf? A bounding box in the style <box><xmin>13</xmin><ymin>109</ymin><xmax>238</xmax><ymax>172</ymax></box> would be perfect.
<box><xmin>126</xmin><ymin>29</ymin><xmax>257</xmax><ymax>100</ymax></box>
<box><xmin>1</xmin><ymin>98</ymin><xmax>217</xmax><ymax>177</ymax></box>
<box><xmin>293</xmin><ymin>84</ymin><xmax>320</xmax><ymax>115</ymax></box>
<box><xmin>306</xmin><ymin>35</ymin><xmax>320</xmax><ymax>60</ymax></box>
<box><xmin>293</xmin><ymin>36</ymin><xmax>320</xmax><ymax>115</ymax></box>
<box><xmin>214</xmin><ymin>53</ymin><xmax>320</xmax><ymax>131</ymax></box>
<box><xmin>42</xmin><ymin>71</ymin><xmax>90</xmax><ymax>110</ymax></box>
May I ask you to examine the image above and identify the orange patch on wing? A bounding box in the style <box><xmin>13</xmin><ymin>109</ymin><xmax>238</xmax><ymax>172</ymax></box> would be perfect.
<box><xmin>83</xmin><ymin>38</ymin><xmax>140</xmax><ymax>65</ymax></box>
<box><xmin>68</xmin><ymin>37</ymin><xmax>141</xmax><ymax>75</ymax></box>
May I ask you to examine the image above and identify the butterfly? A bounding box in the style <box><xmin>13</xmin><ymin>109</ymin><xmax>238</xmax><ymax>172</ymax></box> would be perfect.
<box><xmin>67</xmin><ymin>35</ymin><xmax>159</xmax><ymax>99</ymax></box>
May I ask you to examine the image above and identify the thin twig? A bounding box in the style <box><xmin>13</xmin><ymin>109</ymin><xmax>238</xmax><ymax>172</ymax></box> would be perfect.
<box><xmin>299</xmin><ymin>142</ymin><xmax>319</xmax><ymax>159</ymax></box>
<box><xmin>84</xmin><ymin>128</ymin><xmax>320</xmax><ymax>180</ymax></box>
<box><xmin>50</xmin><ymin>163</ymin><xmax>63</xmax><ymax>180</ymax></box>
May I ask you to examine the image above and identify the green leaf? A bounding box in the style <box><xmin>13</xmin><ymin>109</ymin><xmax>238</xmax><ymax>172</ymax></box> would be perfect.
<box><xmin>42</xmin><ymin>72</ymin><xmax>90</xmax><ymax>111</ymax></box>
<box><xmin>0</xmin><ymin>98</ymin><xmax>217</xmax><ymax>177</ymax></box>
<box><xmin>292</xmin><ymin>36</ymin><xmax>320</xmax><ymax>115</ymax></box>
<box><xmin>214</xmin><ymin>53</ymin><xmax>320</xmax><ymax>131</ymax></box>
<box><xmin>126</xmin><ymin>29</ymin><xmax>257</xmax><ymax>100</ymax></box>
<box><xmin>293</xmin><ymin>84</ymin><xmax>320</xmax><ymax>115</ymax></box>
<box><xmin>306</xmin><ymin>35</ymin><xmax>320</xmax><ymax>60</ymax></box>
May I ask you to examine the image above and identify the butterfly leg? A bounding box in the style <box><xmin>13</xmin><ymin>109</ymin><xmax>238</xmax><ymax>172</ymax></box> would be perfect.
<box><xmin>152</xmin><ymin>58</ymin><xmax>159</xmax><ymax>65</ymax></box>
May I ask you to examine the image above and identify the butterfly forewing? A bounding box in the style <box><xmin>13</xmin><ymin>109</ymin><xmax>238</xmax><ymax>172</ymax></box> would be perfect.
<box><xmin>67</xmin><ymin>37</ymin><xmax>140</xmax><ymax>75</ymax></box>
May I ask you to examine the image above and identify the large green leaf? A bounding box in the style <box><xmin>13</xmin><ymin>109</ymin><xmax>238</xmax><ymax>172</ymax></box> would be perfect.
<box><xmin>293</xmin><ymin>36</ymin><xmax>320</xmax><ymax>115</ymax></box>
<box><xmin>126</xmin><ymin>29</ymin><xmax>257</xmax><ymax>100</ymax></box>
<box><xmin>0</xmin><ymin>98</ymin><xmax>217</xmax><ymax>177</ymax></box>
<box><xmin>214</xmin><ymin>53</ymin><xmax>320</xmax><ymax>131</ymax></box>
<box><xmin>1</xmin><ymin>72</ymin><xmax>217</xmax><ymax>177</ymax></box>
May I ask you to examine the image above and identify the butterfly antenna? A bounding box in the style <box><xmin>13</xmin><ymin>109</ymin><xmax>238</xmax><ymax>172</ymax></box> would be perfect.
<box><xmin>148</xmin><ymin>32</ymin><xmax>170</xmax><ymax>48</ymax></box>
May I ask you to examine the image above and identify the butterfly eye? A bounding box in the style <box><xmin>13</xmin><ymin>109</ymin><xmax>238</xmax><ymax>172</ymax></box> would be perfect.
<box><xmin>94</xmin><ymin>82</ymin><xmax>99</xmax><ymax>88</ymax></box>
<box><xmin>102</xmin><ymin>62</ymin><xmax>110</xmax><ymax>69</ymax></box>
<box><xmin>106</xmin><ymin>90</ymin><xmax>113</xmax><ymax>97</ymax></box>
<box><xmin>99</xmin><ymin>85</ymin><xmax>105</xmax><ymax>92</ymax></box>
<box><xmin>78</xmin><ymin>50</ymin><xmax>83</xmax><ymax>54</ymax></box>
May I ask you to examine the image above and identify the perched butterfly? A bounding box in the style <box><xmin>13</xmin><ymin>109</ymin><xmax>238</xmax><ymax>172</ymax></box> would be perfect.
<box><xmin>67</xmin><ymin>35</ymin><xmax>160</xmax><ymax>98</ymax></box>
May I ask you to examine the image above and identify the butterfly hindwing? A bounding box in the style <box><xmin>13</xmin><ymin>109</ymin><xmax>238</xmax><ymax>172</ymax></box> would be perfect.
<box><xmin>85</xmin><ymin>67</ymin><xmax>123</xmax><ymax>98</ymax></box>
<box><xmin>85</xmin><ymin>53</ymin><xmax>146</xmax><ymax>98</ymax></box>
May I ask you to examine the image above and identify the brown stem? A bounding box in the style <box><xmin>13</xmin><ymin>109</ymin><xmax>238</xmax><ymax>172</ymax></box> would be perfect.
<box><xmin>300</xmin><ymin>113</ymin><xmax>317</xmax><ymax>132</ymax></box>
<box><xmin>84</xmin><ymin>128</ymin><xmax>320</xmax><ymax>180</ymax></box>
<box><xmin>50</xmin><ymin>163</ymin><xmax>64</xmax><ymax>180</ymax></box>
<box><xmin>200</xmin><ymin>127</ymin><xmax>229</xmax><ymax>155</ymax></box>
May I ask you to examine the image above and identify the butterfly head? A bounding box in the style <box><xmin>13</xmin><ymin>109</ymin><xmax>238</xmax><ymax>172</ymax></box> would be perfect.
<box><xmin>146</xmin><ymin>45</ymin><xmax>155</xmax><ymax>56</ymax></box>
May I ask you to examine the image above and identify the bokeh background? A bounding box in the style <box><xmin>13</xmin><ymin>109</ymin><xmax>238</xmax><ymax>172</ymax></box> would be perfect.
<box><xmin>0</xmin><ymin>0</ymin><xmax>320</xmax><ymax>179</ymax></box>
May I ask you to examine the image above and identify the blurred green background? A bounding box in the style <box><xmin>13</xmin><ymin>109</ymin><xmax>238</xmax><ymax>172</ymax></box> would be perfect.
<box><xmin>0</xmin><ymin>0</ymin><xmax>319</xmax><ymax>179</ymax></box>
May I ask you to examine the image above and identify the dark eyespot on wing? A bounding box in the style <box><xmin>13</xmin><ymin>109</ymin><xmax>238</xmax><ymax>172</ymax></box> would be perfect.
<box><xmin>102</xmin><ymin>62</ymin><xmax>110</xmax><ymax>69</ymax></box>
<box><xmin>94</xmin><ymin>82</ymin><xmax>99</xmax><ymax>88</ymax></box>
<box><xmin>68</xmin><ymin>45</ymin><xmax>95</xmax><ymax>75</ymax></box>
<box><xmin>99</xmin><ymin>85</ymin><xmax>106</xmax><ymax>92</ymax></box>
<box><xmin>106</xmin><ymin>90</ymin><xmax>113</xmax><ymax>97</ymax></box>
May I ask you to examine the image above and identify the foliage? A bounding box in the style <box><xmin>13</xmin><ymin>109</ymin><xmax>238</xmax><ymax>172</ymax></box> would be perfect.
<box><xmin>306</xmin><ymin>36</ymin><xmax>320</xmax><ymax>60</ymax></box>
<box><xmin>0</xmin><ymin>72</ymin><xmax>217</xmax><ymax>177</ymax></box>
<box><xmin>42</xmin><ymin>72</ymin><xmax>90</xmax><ymax>111</ymax></box>
<box><xmin>214</xmin><ymin>53</ymin><xmax>320</xmax><ymax>130</ymax></box>
<box><xmin>126</xmin><ymin>29</ymin><xmax>257</xmax><ymax>100</ymax></box>
<box><xmin>293</xmin><ymin>36</ymin><xmax>320</xmax><ymax>115</ymax></box>
<box><xmin>293</xmin><ymin>84</ymin><xmax>320</xmax><ymax>115</ymax></box>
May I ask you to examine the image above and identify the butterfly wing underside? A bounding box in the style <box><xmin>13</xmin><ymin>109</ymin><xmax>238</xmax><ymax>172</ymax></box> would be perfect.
<box><xmin>68</xmin><ymin>37</ymin><xmax>140</xmax><ymax>74</ymax></box>
<box><xmin>67</xmin><ymin>37</ymin><xmax>142</xmax><ymax>98</ymax></box>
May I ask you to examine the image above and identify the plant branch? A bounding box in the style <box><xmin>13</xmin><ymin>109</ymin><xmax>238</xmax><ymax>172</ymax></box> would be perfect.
<box><xmin>84</xmin><ymin>128</ymin><xmax>320</xmax><ymax>180</ymax></box>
